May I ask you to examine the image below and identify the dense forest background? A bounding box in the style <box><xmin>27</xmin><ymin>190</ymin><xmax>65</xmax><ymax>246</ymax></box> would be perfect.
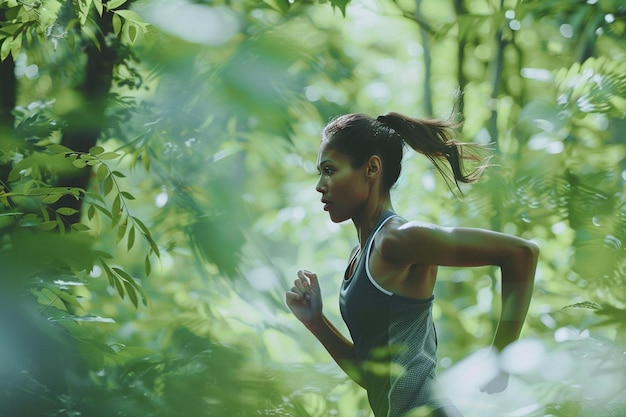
<box><xmin>0</xmin><ymin>0</ymin><xmax>625</xmax><ymax>416</ymax></box>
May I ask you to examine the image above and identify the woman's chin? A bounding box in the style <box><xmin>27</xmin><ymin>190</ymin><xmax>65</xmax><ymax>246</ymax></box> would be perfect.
<box><xmin>328</xmin><ymin>212</ymin><xmax>350</xmax><ymax>224</ymax></box>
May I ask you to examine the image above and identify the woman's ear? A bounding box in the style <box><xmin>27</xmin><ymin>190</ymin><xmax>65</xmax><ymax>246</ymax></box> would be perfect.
<box><xmin>366</xmin><ymin>155</ymin><xmax>382</xmax><ymax>179</ymax></box>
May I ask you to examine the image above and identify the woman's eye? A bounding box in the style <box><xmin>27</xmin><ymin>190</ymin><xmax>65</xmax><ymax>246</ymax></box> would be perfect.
<box><xmin>317</xmin><ymin>166</ymin><xmax>335</xmax><ymax>176</ymax></box>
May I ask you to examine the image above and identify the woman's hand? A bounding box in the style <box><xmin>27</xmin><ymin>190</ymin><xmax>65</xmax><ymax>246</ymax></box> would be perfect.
<box><xmin>285</xmin><ymin>270</ymin><xmax>323</xmax><ymax>330</ymax></box>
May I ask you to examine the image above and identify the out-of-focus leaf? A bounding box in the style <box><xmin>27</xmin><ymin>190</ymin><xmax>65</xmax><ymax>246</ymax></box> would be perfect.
<box><xmin>555</xmin><ymin>56</ymin><xmax>626</xmax><ymax>118</ymax></box>
<box><xmin>54</xmin><ymin>315</ymin><xmax>116</xmax><ymax>323</ymax></box>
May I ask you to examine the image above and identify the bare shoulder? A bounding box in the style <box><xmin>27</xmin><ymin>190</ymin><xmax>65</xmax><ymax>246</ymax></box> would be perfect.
<box><xmin>376</xmin><ymin>216</ymin><xmax>445</xmax><ymax>264</ymax></box>
<box><xmin>379</xmin><ymin>217</ymin><xmax>445</xmax><ymax>244</ymax></box>
<box><xmin>379</xmin><ymin>215</ymin><xmax>539</xmax><ymax>267</ymax></box>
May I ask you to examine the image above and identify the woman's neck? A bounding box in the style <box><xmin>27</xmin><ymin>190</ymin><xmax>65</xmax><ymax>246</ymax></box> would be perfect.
<box><xmin>353</xmin><ymin>197</ymin><xmax>393</xmax><ymax>248</ymax></box>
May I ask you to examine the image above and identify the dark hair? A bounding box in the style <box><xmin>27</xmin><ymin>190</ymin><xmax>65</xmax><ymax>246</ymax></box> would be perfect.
<box><xmin>322</xmin><ymin>112</ymin><xmax>490</xmax><ymax>195</ymax></box>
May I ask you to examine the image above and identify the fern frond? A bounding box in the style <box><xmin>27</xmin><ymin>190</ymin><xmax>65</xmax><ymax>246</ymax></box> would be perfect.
<box><xmin>554</xmin><ymin>56</ymin><xmax>626</xmax><ymax>118</ymax></box>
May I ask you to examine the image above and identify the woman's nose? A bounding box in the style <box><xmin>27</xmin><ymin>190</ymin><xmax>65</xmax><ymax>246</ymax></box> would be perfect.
<box><xmin>315</xmin><ymin>177</ymin><xmax>325</xmax><ymax>194</ymax></box>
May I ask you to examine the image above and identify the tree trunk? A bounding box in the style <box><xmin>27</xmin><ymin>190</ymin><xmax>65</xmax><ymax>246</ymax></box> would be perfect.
<box><xmin>55</xmin><ymin>13</ymin><xmax>120</xmax><ymax>224</ymax></box>
<box><xmin>415</xmin><ymin>0</ymin><xmax>433</xmax><ymax>116</ymax></box>
<box><xmin>486</xmin><ymin>0</ymin><xmax>505</xmax><ymax>147</ymax></box>
<box><xmin>0</xmin><ymin>51</ymin><xmax>16</xmax><ymax>187</ymax></box>
<box><xmin>453</xmin><ymin>0</ymin><xmax>467</xmax><ymax>124</ymax></box>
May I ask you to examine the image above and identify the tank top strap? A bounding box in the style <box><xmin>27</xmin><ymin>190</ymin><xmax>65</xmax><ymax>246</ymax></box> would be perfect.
<box><xmin>363</xmin><ymin>210</ymin><xmax>397</xmax><ymax>253</ymax></box>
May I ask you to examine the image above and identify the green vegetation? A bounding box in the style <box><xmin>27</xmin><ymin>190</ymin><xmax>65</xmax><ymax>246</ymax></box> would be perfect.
<box><xmin>0</xmin><ymin>0</ymin><xmax>624</xmax><ymax>416</ymax></box>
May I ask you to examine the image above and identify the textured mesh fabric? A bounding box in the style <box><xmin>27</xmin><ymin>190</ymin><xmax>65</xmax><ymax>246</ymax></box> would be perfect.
<box><xmin>340</xmin><ymin>211</ymin><xmax>454</xmax><ymax>417</ymax></box>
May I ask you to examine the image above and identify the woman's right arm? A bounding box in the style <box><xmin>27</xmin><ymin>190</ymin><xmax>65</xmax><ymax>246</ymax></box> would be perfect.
<box><xmin>286</xmin><ymin>270</ymin><xmax>366</xmax><ymax>388</ymax></box>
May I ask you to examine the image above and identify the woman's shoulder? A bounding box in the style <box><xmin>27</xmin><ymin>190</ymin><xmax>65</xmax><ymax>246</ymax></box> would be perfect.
<box><xmin>382</xmin><ymin>215</ymin><xmax>442</xmax><ymax>239</ymax></box>
<box><xmin>377</xmin><ymin>215</ymin><xmax>444</xmax><ymax>263</ymax></box>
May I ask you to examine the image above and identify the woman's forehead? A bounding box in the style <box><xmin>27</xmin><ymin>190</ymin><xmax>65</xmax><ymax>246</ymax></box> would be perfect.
<box><xmin>316</xmin><ymin>143</ymin><xmax>347</xmax><ymax>167</ymax></box>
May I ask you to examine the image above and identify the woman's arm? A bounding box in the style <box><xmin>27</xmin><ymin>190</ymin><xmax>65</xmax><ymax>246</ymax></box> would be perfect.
<box><xmin>380</xmin><ymin>222</ymin><xmax>539</xmax><ymax>391</ymax></box>
<box><xmin>380</xmin><ymin>222</ymin><xmax>538</xmax><ymax>328</ymax></box>
<box><xmin>286</xmin><ymin>270</ymin><xmax>366</xmax><ymax>387</ymax></box>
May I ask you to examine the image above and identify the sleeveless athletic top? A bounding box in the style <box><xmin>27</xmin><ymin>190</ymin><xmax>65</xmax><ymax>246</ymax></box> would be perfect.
<box><xmin>339</xmin><ymin>211</ymin><xmax>452</xmax><ymax>417</ymax></box>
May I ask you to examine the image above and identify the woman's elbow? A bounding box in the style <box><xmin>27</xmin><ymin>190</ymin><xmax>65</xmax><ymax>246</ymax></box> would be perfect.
<box><xmin>501</xmin><ymin>239</ymin><xmax>539</xmax><ymax>270</ymax></box>
<box><xmin>525</xmin><ymin>239</ymin><xmax>540</xmax><ymax>262</ymax></box>
<box><xmin>513</xmin><ymin>239</ymin><xmax>540</xmax><ymax>273</ymax></box>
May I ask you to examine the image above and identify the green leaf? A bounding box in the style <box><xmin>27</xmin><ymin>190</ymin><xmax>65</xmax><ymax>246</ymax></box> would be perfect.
<box><xmin>57</xmin><ymin>217</ymin><xmax>66</xmax><ymax>234</ymax></box>
<box><xmin>127</xmin><ymin>226</ymin><xmax>135</xmax><ymax>251</ymax></box>
<box><xmin>330</xmin><ymin>0</ymin><xmax>350</xmax><ymax>17</ymax></box>
<box><xmin>39</xmin><ymin>220</ymin><xmax>58</xmax><ymax>231</ymax></box>
<box><xmin>72</xmin><ymin>159</ymin><xmax>87</xmax><ymax>168</ymax></box>
<box><xmin>262</xmin><ymin>0</ymin><xmax>291</xmax><ymax>14</ymax></box>
<box><xmin>144</xmin><ymin>255</ymin><xmax>151</xmax><ymax>276</ymax></box>
<box><xmin>81</xmin><ymin>24</ymin><xmax>101</xmax><ymax>51</ymax></box>
<box><xmin>57</xmin><ymin>315</ymin><xmax>116</xmax><ymax>323</ymax></box>
<box><xmin>142</xmin><ymin>147</ymin><xmax>150</xmax><ymax>171</ymax></box>
<box><xmin>96</xmin><ymin>251</ymin><xmax>113</xmax><ymax>259</ymax></box>
<box><xmin>112</xmin><ymin>13</ymin><xmax>122</xmax><ymax>35</ymax></box>
<box><xmin>562</xmin><ymin>301</ymin><xmax>602</xmax><ymax>310</ymax></box>
<box><xmin>125</xmin><ymin>23</ymin><xmax>138</xmax><ymax>45</ymax></box>
<box><xmin>116</xmin><ymin>217</ymin><xmax>127</xmax><ymax>243</ymax></box>
<box><xmin>71</xmin><ymin>223</ymin><xmax>90</xmax><ymax>231</ymax></box>
<box><xmin>66</xmin><ymin>30</ymin><xmax>76</xmax><ymax>50</ymax></box>
<box><xmin>131</xmin><ymin>215</ymin><xmax>150</xmax><ymax>235</ymax></box>
<box><xmin>124</xmin><ymin>280</ymin><xmax>138</xmax><ymax>307</ymax></box>
<box><xmin>112</xmin><ymin>267</ymin><xmax>147</xmax><ymax>307</ymax></box>
<box><xmin>0</xmin><ymin>212</ymin><xmax>23</xmax><ymax>217</ymax></box>
<box><xmin>56</xmin><ymin>207</ymin><xmax>80</xmax><ymax>216</ymax></box>
<box><xmin>67</xmin><ymin>188</ymin><xmax>83</xmax><ymax>198</ymax></box>
<box><xmin>56</xmin><ymin>289</ymin><xmax>82</xmax><ymax>308</ymax></box>
<box><xmin>94</xmin><ymin>0</ymin><xmax>103</xmax><ymax>16</ymax></box>
<box><xmin>19</xmin><ymin>214</ymin><xmax>42</xmax><ymax>227</ymax></box>
<box><xmin>42</xmin><ymin>194</ymin><xmax>64</xmax><ymax>204</ymax></box>
<box><xmin>145</xmin><ymin>233</ymin><xmax>160</xmax><ymax>258</ymax></box>
<box><xmin>114</xmin><ymin>274</ymin><xmax>125</xmax><ymax>298</ymax></box>
<box><xmin>103</xmin><ymin>175</ymin><xmax>114</xmax><ymax>195</ymax></box>
<box><xmin>111</xmin><ymin>195</ymin><xmax>122</xmax><ymax>224</ymax></box>
<box><xmin>112</xmin><ymin>267</ymin><xmax>133</xmax><ymax>282</ymax></box>
<box><xmin>48</xmin><ymin>144</ymin><xmax>74</xmax><ymax>154</ymax></box>
<box><xmin>131</xmin><ymin>216</ymin><xmax>160</xmax><ymax>258</ymax></box>
<box><xmin>102</xmin><ymin>263</ymin><xmax>115</xmax><ymax>287</ymax></box>
<box><xmin>121</xmin><ymin>191</ymin><xmax>135</xmax><ymax>200</ymax></box>
<box><xmin>98</xmin><ymin>152</ymin><xmax>121</xmax><ymax>160</ymax></box>
<box><xmin>7</xmin><ymin>167</ymin><xmax>21</xmax><ymax>182</ymax></box>
<box><xmin>107</xmin><ymin>0</ymin><xmax>128</xmax><ymax>9</ymax></box>
<box><xmin>91</xmin><ymin>203</ymin><xmax>112</xmax><ymax>219</ymax></box>
<box><xmin>89</xmin><ymin>146</ymin><xmax>105</xmax><ymax>156</ymax></box>
<box><xmin>0</xmin><ymin>39</ymin><xmax>11</xmax><ymax>62</ymax></box>
<box><xmin>111</xmin><ymin>170</ymin><xmax>126</xmax><ymax>178</ymax></box>
<box><xmin>9</xmin><ymin>32</ymin><xmax>22</xmax><ymax>60</ymax></box>
<box><xmin>113</xmin><ymin>9</ymin><xmax>145</xmax><ymax>24</ymax></box>
<box><xmin>96</xmin><ymin>163</ymin><xmax>108</xmax><ymax>182</ymax></box>
<box><xmin>85</xmin><ymin>191</ymin><xmax>106</xmax><ymax>204</ymax></box>
<box><xmin>87</xmin><ymin>204</ymin><xmax>96</xmax><ymax>220</ymax></box>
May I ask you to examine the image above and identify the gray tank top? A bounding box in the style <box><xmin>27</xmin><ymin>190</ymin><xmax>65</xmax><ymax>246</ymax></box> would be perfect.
<box><xmin>339</xmin><ymin>211</ymin><xmax>452</xmax><ymax>416</ymax></box>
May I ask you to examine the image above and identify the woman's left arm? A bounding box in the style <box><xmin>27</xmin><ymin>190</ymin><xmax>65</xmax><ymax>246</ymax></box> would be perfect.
<box><xmin>380</xmin><ymin>222</ymin><xmax>540</xmax><ymax>390</ymax></box>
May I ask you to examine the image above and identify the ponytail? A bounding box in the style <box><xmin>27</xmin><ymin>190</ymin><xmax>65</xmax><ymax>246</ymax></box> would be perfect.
<box><xmin>322</xmin><ymin>112</ymin><xmax>491</xmax><ymax>197</ymax></box>
<box><xmin>376</xmin><ymin>112</ymin><xmax>491</xmax><ymax>195</ymax></box>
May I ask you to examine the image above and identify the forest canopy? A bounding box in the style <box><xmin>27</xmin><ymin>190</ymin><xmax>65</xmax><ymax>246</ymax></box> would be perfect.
<box><xmin>0</xmin><ymin>0</ymin><xmax>625</xmax><ymax>416</ymax></box>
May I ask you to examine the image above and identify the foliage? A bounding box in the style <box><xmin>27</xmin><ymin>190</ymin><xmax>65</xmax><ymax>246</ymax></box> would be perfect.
<box><xmin>0</xmin><ymin>0</ymin><xmax>625</xmax><ymax>416</ymax></box>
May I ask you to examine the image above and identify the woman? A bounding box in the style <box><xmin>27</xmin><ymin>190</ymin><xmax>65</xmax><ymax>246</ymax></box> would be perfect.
<box><xmin>285</xmin><ymin>112</ymin><xmax>539</xmax><ymax>417</ymax></box>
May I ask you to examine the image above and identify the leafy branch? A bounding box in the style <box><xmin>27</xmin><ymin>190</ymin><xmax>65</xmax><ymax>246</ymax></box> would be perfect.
<box><xmin>1</xmin><ymin>143</ymin><xmax>157</xmax><ymax>307</ymax></box>
<box><xmin>0</xmin><ymin>0</ymin><xmax>149</xmax><ymax>61</ymax></box>
<box><xmin>56</xmin><ymin>143</ymin><xmax>161</xmax><ymax>272</ymax></box>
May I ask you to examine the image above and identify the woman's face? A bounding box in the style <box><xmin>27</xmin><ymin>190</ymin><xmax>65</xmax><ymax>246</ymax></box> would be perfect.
<box><xmin>315</xmin><ymin>141</ymin><xmax>370</xmax><ymax>223</ymax></box>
